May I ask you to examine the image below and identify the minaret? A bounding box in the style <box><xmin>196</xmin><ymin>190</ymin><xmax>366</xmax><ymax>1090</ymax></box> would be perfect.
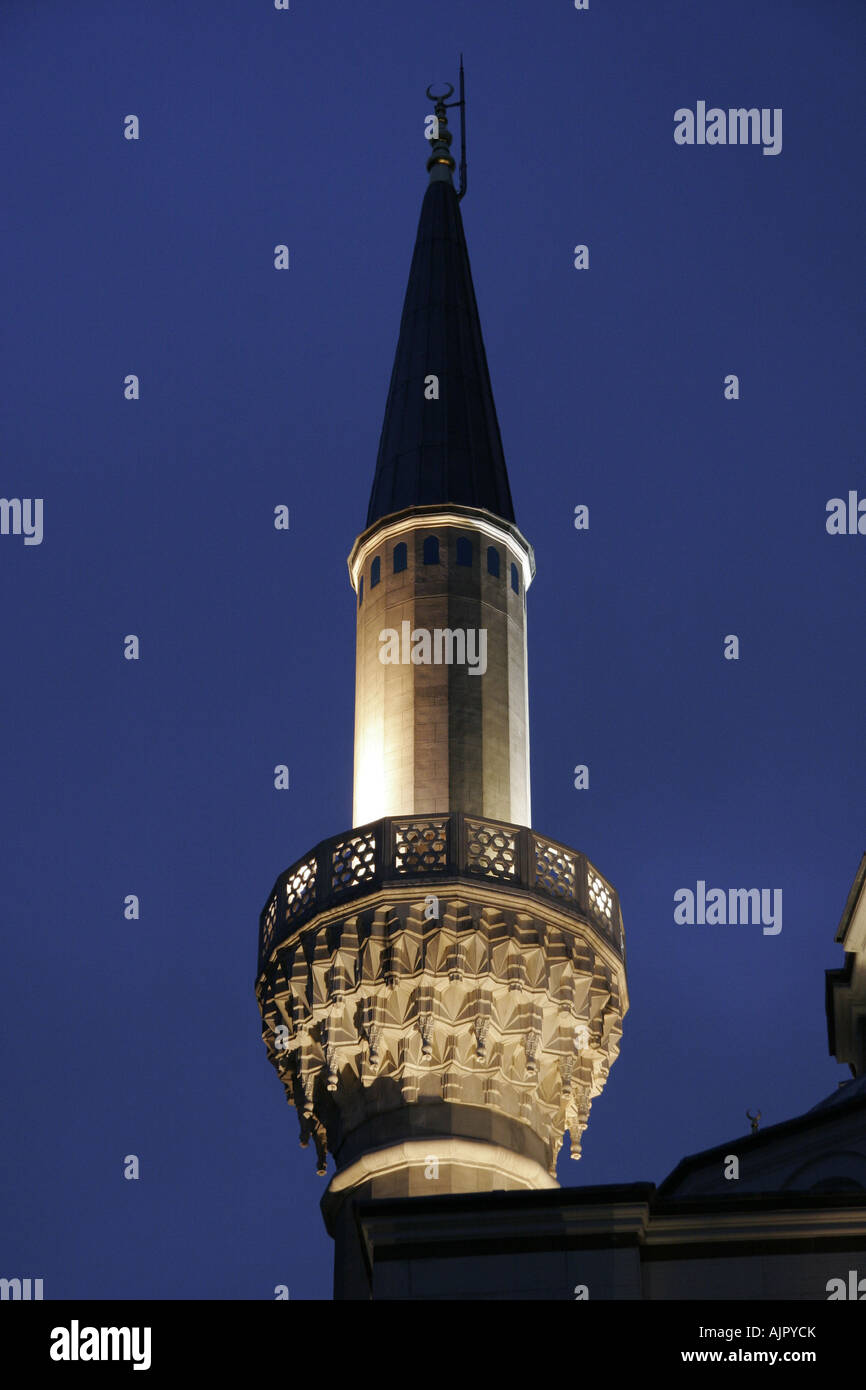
<box><xmin>256</xmin><ymin>83</ymin><xmax>628</xmax><ymax>1299</ymax></box>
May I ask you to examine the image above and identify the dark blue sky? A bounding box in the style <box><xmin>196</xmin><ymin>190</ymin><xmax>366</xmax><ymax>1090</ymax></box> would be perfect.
<box><xmin>2</xmin><ymin>1</ymin><xmax>863</xmax><ymax>1299</ymax></box>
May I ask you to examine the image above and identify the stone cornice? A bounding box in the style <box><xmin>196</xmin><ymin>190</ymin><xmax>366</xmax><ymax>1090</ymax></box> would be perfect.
<box><xmin>353</xmin><ymin>1186</ymin><xmax>866</xmax><ymax>1258</ymax></box>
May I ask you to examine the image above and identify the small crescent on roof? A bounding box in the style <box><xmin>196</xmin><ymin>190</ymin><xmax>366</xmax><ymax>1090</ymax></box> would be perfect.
<box><xmin>426</xmin><ymin>82</ymin><xmax>454</xmax><ymax>103</ymax></box>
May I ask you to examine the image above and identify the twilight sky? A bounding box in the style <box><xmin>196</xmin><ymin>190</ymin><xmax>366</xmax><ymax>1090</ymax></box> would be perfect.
<box><xmin>1</xmin><ymin>0</ymin><xmax>864</xmax><ymax>1299</ymax></box>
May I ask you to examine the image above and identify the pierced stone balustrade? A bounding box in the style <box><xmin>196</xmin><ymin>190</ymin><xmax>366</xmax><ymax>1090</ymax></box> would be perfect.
<box><xmin>258</xmin><ymin>812</ymin><xmax>624</xmax><ymax>973</ymax></box>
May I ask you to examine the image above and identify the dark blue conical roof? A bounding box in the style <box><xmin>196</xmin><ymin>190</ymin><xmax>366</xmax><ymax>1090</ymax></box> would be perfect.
<box><xmin>366</xmin><ymin>174</ymin><xmax>515</xmax><ymax>528</ymax></box>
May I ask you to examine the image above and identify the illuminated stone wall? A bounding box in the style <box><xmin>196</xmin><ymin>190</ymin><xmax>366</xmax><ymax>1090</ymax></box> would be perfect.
<box><xmin>349</xmin><ymin>505</ymin><xmax>534</xmax><ymax>827</ymax></box>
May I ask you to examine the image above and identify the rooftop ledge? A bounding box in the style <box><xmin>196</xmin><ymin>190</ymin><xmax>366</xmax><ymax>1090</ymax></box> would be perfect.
<box><xmin>258</xmin><ymin>812</ymin><xmax>625</xmax><ymax>975</ymax></box>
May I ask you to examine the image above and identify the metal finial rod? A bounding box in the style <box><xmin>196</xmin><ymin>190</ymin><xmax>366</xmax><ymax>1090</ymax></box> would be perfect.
<box><xmin>424</xmin><ymin>59</ymin><xmax>467</xmax><ymax>198</ymax></box>
<box><xmin>457</xmin><ymin>55</ymin><xmax>467</xmax><ymax>200</ymax></box>
<box><xmin>746</xmin><ymin>1108</ymin><xmax>761</xmax><ymax>1134</ymax></box>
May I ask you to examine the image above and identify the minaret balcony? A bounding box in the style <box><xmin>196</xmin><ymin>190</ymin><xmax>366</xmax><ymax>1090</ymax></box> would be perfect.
<box><xmin>258</xmin><ymin>813</ymin><xmax>624</xmax><ymax>976</ymax></box>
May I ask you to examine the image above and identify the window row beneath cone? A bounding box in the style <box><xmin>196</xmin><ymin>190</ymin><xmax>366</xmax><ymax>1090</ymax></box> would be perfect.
<box><xmin>359</xmin><ymin>536</ymin><xmax>520</xmax><ymax>605</ymax></box>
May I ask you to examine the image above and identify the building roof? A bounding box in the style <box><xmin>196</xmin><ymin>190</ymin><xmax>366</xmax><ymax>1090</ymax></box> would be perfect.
<box><xmin>657</xmin><ymin>1082</ymin><xmax>866</xmax><ymax>1196</ymax></box>
<box><xmin>366</xmin><ymin>168</ymin><xmax>515</xmax><ymax>528</ymax></box>
<box><xmin>810</xmin><ymin>1073</ymin><xmax>866</xmax><ymax>1111</ymax></box>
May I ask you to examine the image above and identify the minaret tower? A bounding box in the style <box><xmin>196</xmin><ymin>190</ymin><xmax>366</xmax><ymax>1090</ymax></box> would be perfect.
<box><xmin>256</xmin><ymin>80</ymin><xmax>628</xmax><ymax>1298</ymax></box>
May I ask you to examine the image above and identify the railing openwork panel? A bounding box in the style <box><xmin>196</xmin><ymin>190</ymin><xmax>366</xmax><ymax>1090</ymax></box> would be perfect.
<box><xmin>587</xmin><ymin>862</ymin><xmax>614</xmax><ymax>923</ymax></box>
<box><xmin>259</xmin><ymin>813</ymin><xmax>624</xmax><ymax>971</ymax></box>
<box><xmin>331</xmin><ymin>829</ymin><xmax>377</xmax><ymax>893</ymax></box>
<box><xmin>532</xmin><ymin>835</ymin><xmax>578</xmax><ymax>903</ymax></box>
<box><xmin>393</xmin><ymin>818</ymin><xmax>449</xmax><ymax>873</ymax></box>
<box><xmin>465</xmin><ymin>818</ymin><xmax>518</xmax><ymax>881</ymax></box>
<box><xmin>261</xmin><ymin>894</ymin><xmax>278</xmax><ymax>957</ymax></box>
<box><xmin>284</xmin><ymin>856</ymin><xmax>317</xmax><ymax>923</ymax></box>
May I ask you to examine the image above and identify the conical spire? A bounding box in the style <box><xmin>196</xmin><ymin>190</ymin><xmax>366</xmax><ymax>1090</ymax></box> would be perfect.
<box><xmin>366</xmin><ymin>88</ymin><xmax>515</xmax><ymax>529</ymax></box>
